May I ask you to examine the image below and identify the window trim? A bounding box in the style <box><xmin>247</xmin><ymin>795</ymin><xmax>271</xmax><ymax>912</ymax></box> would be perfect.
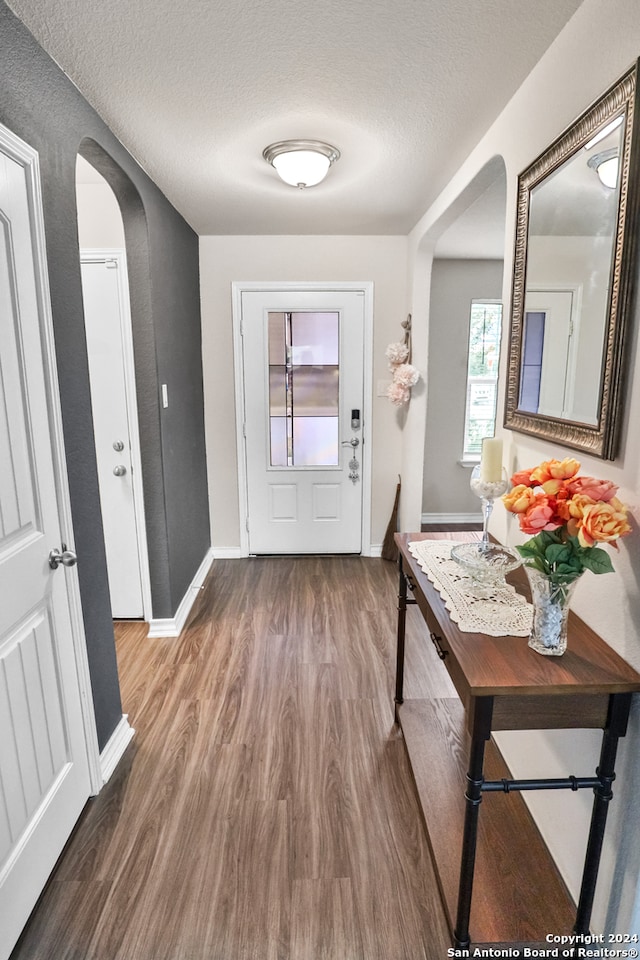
<box><xmin>462</xmin><ymin>299</ymin><xmax>503</xmax><ymax>460</ymax></box>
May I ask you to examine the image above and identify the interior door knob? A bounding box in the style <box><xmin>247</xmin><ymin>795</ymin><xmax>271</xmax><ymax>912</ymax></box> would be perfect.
<box><xmin>113</xmin><ymin>464</ymin><xmax>127</xmax><ymax>476</ymax></box>
<box><xmin>49</xmin><ymin>546</ymin><xmax>78</xmax><ymax>569</ymax></box>
<box><xmin>113</xmin><ymin>440</ymin><xmax>125</xmax><ymax>452</ymax></box>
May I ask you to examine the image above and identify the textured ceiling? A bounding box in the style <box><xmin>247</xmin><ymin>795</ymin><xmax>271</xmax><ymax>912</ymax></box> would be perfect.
<box><xmin>7</xmin><ymin>0</ymin><xmax>584</xmax><ymax>235</ymax></box>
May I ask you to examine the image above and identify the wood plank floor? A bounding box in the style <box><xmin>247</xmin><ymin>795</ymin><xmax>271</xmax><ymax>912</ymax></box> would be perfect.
<box><xmin>10</xmin><ymin>556</ymin><xmax>454</xmax><ymax>960</ymax></box>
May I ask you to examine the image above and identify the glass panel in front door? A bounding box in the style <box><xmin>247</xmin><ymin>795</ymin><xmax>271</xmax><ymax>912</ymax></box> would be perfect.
<box><xmin>268</xmin><ymin>311</ymin><xmax>339</xmax><ymax>466</ymax></box>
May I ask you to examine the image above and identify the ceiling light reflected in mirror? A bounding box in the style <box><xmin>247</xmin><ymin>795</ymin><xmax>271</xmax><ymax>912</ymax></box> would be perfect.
<box><xmin>587</xmin><ymin>149</ymin><xmax>619</xmax><ymax>188</ymax></box>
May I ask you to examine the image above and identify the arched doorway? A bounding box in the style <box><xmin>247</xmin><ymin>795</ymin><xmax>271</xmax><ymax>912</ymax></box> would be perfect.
<box><xmin>421</xmin><ymin>157</ymin><xmax>507</xmax><ymax>525</ymax></box>
<box><xmin>75</xmin><ymin>147</ymin><xmax>151</xmax><ymax>620</ymax></box>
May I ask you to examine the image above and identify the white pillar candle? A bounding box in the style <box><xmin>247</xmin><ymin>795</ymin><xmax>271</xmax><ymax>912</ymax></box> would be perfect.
<box><xmin>480</xmin><ymin>437</ymin><xmax>503</xmax><ymax>483</ymax></box>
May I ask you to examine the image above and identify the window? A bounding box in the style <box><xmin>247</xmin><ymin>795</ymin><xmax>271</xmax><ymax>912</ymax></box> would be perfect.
<box><xmin>462</xmin><ymin>301</ymin><xmax>503</xmax><ymax>459</ymax></box>
<box><xmin>268</xmin><ymin>311</ymin><xmax>340</xmax><ymax>466</ymax></box>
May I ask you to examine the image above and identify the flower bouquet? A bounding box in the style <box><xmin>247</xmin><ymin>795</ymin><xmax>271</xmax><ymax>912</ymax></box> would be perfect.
<box><xmin>502</xmin><ymin>457</ymin><xmax>631</xmax><ymax>654</ymax></box>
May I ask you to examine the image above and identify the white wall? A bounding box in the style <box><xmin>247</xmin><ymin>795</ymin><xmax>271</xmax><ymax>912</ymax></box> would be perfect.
<box><xmin>75</xmin><ymin>175</ymin><xmax>125</xmax><ymax>248</ymax></box>
<box><xmin>423</xmin><ymin>259</ymin><xmax>504</xmax><ymax>517</ymax></box>
<box><xmin>407</xmin><ymin>0</ymin><xmax>640</xmax><ymax>934</ymax></box>
<box><xmin>199</xmin><ymin>235</ymin><xmax>409</xmax><ymax>552</ymax></box>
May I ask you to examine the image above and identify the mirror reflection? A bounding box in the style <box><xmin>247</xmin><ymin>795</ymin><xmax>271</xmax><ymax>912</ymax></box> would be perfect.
<box><xmin>519</xmin><ymin>118</ymin><xmax>624</xmax><ymax>425</ymax></box>
<box><xmin>504</xmin><ymin>61</ymin><xmax>640</xmax><ymax>459</ymax></box>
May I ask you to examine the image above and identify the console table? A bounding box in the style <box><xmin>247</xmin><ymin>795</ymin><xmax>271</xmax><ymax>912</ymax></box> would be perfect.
<box><xmin>394</xmin><ymin>531</ymin><xmax>640</xmax><ymax>949</ymax></box>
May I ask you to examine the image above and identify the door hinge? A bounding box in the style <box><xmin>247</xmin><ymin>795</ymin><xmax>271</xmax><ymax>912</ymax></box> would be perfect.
<box><xmin>245</xmin><ymin>517</ymin><xmax>250</xmax><ymax>533</ymax></box>
<box><xmin>242</xmin><ymin>422</ymin><xmax>247</xmax><ymax>438</ymax></box>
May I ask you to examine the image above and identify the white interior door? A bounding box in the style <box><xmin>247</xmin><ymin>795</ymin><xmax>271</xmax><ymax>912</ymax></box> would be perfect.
<box><xmin>524</xmin><ymin>289</ymin><xmax>576</xmax><ymax>419</ymax></box>
<box><xmin>80</xmin><ymin>254</ymin><xmax>144</xmax><ymax>618</ymax></box>
<box><xmin>0</xmin><ymin>130</ymin><xmax>93</xmax><ymax>958</ymax></box>
<box><xmin>242</xmin><ymin>290</ymin><xmax>365</xmax><ymax>554</ymax></box>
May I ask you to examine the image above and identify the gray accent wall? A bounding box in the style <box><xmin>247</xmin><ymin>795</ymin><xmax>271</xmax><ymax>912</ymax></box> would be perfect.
<box><xmin>423</xmin><ymin>259</ymin><xmax>504</xmax><ymax>516</ymax></box>
<box><xmin>0</xmin><ymin>2</ymin><xmax>210</xmax><ymax>749</ymax></box>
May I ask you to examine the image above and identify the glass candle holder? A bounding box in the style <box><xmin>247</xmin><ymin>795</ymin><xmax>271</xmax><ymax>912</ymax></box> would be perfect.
<box><xmin>470</xmin><ymin>463</ymin><xmax>509</xmax><ymax>549</ymax></box>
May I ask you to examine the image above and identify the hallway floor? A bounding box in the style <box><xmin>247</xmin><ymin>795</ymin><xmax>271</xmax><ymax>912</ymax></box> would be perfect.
<box><xmin>11</xmin><ymin>556</ymin><xmax>454</xmax><ymax>959</ymax></box>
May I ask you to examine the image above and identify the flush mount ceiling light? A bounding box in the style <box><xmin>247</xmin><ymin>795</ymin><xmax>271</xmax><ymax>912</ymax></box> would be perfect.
<box><xmin>587</xmin><ymin>148</ymin><xmax>619</xmax><ymax>189</ymax></box>
<box><xmin>262</xmin><ymin>140</ymin><xmax>340</xmax><ymax>188</ymax></box>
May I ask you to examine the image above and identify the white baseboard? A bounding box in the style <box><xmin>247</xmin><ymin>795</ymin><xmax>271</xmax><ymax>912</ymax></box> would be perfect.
<box><xmin>211</xmin><ymin>544</ymin><xmax>386</xmax><ymax>558</ymax></box>
<box><xmin>421</xmin><ymin>512</ymin><xmax>483</xmax><ymax>526</ymax></box>
<box><xmin>226</xmin><ymin>545</ymin><xmax>386</xmax><ymax>558</ymax></box>
<box><xmin>147</xmin><ymin>548</ymin><xmax>214</xmax><ymax>638</ymax></box>
<box><xmin>212</xmin><ymin>546</ymin><xmax>244</xmax><ymax>559</ymax></box>
<box><xmin>99</xmin><ymin>714</ymin><xmax>134</xmax><ymax>788</ymax></box>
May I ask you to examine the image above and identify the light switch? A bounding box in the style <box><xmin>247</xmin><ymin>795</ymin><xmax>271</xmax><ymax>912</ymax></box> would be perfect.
<box><xmin>162</xmin><ymin>384</ymin><xmax>169</xmax><ymax>408</ymax></box>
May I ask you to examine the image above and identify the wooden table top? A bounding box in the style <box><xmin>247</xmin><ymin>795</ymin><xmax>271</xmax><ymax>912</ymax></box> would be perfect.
<box><xmin>395</xmin><ymin>531</ymin><xmax>640</xmax><ymax>700</ymax></box>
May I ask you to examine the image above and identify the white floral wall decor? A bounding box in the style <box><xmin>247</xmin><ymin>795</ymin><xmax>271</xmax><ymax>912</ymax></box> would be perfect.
<box><xmin>385</xmin><ymin>315</ymin><xmax>421</xmax><ymax>406</ymax></box>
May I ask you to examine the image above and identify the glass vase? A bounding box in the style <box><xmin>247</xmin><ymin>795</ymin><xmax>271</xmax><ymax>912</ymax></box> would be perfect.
<box><xmin>525</xmin><ymin>566</ymin><xmax>582</xmax><ymax>656</ymax></box>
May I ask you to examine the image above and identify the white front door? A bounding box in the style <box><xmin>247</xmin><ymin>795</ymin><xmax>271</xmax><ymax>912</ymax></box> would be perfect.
<box><xmin>0</xmin><ymin>130</ymin><xmax>93</xmax><ymax>957</ymax></box>
<box><xmin>80</xmin><ymin>254</ymin><xmax>144</xmax><ymax>618</ymax></box>
<box><xmin>241</xmin><ymin>290</ymin><xmax>365</xmax><ymax>554</ymax></box>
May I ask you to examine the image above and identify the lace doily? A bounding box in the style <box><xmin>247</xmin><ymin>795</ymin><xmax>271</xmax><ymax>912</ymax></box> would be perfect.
<box><xmin>407</xmin><ymin>540</ymin><xmax>533</xmax><ymax>637</ymax></box>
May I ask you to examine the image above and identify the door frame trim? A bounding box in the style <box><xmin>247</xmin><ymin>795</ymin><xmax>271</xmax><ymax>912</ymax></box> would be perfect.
<box><xmin>232</xmin><ymin>281</ymin><xmax>374</xmax><ymax>557</ymax></box>
<box><xmin>79</xmin><ymin>249</ymin><xmax>153</xmax><ymax>622</ymax></box>
<box><xmin>0</xmin><ymin>123</ymin><xmax>102</xmax><ymax>793</ymax></box>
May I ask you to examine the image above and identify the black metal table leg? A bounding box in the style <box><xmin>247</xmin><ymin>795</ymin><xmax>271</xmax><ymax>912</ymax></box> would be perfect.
<box><xmin>574</xmin><ymin>693</ymin><xmax>632</xmax><ymax>934</ymax></box>
<box><xmin>394</xmin><ymin>554</ymin><xmax>407</xmax><ymax>721</ymax></box>
<box><xmin>454</xmin><ymin>697</ymin><xmax>494</xmax><ymax>949</ymax></box>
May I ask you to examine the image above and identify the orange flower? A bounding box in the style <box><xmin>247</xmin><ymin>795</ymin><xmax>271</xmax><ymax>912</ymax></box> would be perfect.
<box><xmin>502</xmin><ymin>484</ymin><xmax>536</xmax><ymax>514</ymax></box>
<box><xmin>510</xmin><ymin>468</ymin><xmax>535</xmax><ymax>487</ymax></box>
<box><xmin>556</xmin><ymin>493</ymin><xmax>594</xmax><ymax>522</ymax></box>
<box><xmin>530</xmin><ymin>458</ymin><xmax>581</xmax><ymax>485</ymax></box>
<box><xmin>576</xmin><ymin>498</ymin><xmax>632</xmax><ymax>548</ymax></box>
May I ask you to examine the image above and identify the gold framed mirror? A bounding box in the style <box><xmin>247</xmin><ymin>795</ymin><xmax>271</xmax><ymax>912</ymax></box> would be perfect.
<box><xmin>504</xmin><ymin>60</ymin><xmax>640</xmax><ymax>459</ymax></box>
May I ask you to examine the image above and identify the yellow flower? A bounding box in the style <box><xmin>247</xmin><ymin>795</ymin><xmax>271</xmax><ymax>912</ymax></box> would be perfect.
<box><xmin>577</xmin><ymin>499</ymin><xmax>632</xmax><ymax>548</ymax></box>
<box><xmin>557</xmin><ymin>493</ymin><xmax>594</xmax><ymax>521</ymax></box>
<box><xmin>502</xmin><ymin>484</ymin><xmax>536</xmax><ymax>514</ymax></box>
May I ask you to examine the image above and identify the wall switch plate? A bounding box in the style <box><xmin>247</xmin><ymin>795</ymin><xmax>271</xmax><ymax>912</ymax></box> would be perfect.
<box><xmin>161</xmin><ymin>384</ymin><xmax>169</xmax><ymax>408</ymax></box>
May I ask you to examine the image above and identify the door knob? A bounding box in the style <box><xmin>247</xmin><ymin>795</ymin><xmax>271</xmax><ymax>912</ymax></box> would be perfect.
<box><xmin>49</xmin><ymin>545</ymin><xmax>78</xmax><ymax>569</ymax></box>
<box><xmin>113</xmin><ymin>440</ymin><xmax>125</xmax><ymax>452</ymax></box>
<box><xmin>341</xmin><ymin>437</ymin><xmax>360</xmax><ymax>448</ymax></box>
<box><xmin>113</xmin><ymin>464</ymin><xmax>127</xmax><ymax>476</ymax></box>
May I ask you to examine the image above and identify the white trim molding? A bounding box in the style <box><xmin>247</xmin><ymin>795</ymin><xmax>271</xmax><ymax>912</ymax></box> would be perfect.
<box><xmin>421</xmin><ymin>512</ymin><xmax>483</xmax><ymax>526</ymax></box>
<box><xmin>99</xmin><ymin>715</ymin><xmax>135</xmax><ymax>788</ymax></box>
<box><xmin>212</xmin><ymin>546</ymin><xmax>244</xmax><ymax>559</ymax></box>
<box><xmin>147</xmin><ymin>548</ymin><xmax>214</xmax><ymax>638</ymax></box>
